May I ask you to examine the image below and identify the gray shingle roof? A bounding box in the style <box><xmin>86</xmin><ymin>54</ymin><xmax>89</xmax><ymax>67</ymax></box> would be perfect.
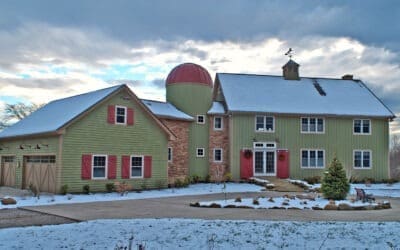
<box><xmin>217</xmin><ymin>73</ymin><xmax>395</xmax><ymax>117</ymax></box>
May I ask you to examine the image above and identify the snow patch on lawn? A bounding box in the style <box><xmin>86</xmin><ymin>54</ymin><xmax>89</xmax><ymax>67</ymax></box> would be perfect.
<box><xmin>0</xmin><ymin>183</ymin><xmax>263</xmax><ymax>209</ymax></box>
<box><xmin>0</xmin><ymin>218</ymin><xmax>399</xmax><ymax>249</ymax></box>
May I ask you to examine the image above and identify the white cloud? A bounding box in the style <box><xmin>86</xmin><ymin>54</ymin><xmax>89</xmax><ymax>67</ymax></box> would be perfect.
<box><xmin>0</xmin><ymin>23</ymin><xmax>399</xmax><ymax>133</ymax></box>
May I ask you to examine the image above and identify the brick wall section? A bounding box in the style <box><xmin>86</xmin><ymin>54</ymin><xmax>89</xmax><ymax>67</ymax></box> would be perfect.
<box><xmin>208</xmin><ymin>115</ymin><xmax>230</xmax><ymax>181</ymax></box>
<box><xmin>161</xmin><ymin>118</ymin><xmax>191</xmax><ymax>184</ymax></box>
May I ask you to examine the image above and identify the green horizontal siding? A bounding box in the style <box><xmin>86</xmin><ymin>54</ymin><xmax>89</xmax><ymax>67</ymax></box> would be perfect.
<box><xmin>231</xmin><ymin>114</ymin><xmax>389</xmax><ymax>180</ymax></box>
<box><xmin>167</xmin><ymin>84</ymin><xmax>212</xmax><ymax>178</ymax></box>
<box><xmin>0</xmin><ymin>136</ymin><xmax>59</xmax><ymax>189</ymax></box>
<box><xmin>62</xmin><ymin>89</ymin><xmax>169</xmax><ymax>193</ymax></box>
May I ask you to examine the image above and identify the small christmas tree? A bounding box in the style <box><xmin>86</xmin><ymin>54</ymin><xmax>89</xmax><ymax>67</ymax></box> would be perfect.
<box><xmin>321</xmin><ymin>156</ymin><xmax>350</xmax><ymax>200</ymax></box>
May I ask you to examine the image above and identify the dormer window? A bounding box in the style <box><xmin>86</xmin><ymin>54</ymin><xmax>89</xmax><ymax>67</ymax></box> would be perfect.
<box><xmin>116</xmin><ymin>106</ymin><xmax>127</xmax><ymax>124</ymax></box>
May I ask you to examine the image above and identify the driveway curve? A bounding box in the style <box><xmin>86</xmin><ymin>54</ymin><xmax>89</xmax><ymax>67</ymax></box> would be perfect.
<box><xmin>22</xmin><ymin>191</ymin><xmax>400</xmax><ymax>222</ymax></box>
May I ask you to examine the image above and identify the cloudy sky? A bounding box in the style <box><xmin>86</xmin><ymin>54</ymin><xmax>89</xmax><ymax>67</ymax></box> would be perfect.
<box><xmin>0</xmin><ymin>1</ymin><xmax>399</xmax><ymax>133</ymax></box>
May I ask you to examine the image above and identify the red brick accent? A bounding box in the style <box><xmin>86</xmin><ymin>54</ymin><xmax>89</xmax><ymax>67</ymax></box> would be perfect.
<box><xmin>161</xmin><ymin>119</ymin><xmax>191</xmax><ymax>184</ymax></box>
<box><xmin>208</xmin><ymin>115</ymin><xmax>229</xmax><ymax>182</ymax></box>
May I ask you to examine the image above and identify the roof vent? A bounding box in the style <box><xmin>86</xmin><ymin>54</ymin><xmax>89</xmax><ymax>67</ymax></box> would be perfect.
<box><xmin>342</xmin><ymin>74</ymin><xmax>353</xmax><ymax>80</ymax></box>
<box><xmin>312</xmin><ymin>79</ymin><xmax>326</xmax><ymax>96</ymax></box>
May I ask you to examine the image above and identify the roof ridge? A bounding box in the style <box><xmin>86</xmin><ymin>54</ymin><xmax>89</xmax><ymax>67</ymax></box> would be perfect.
<box><xmin>49</xmin><ymin>84</ymin><xmax>124</xmax><ymax>104</ymax></box>
<box><xmin>217</xmin><ymin>72</ymin><xmax>359</xmax><ymax>81</ymax></box>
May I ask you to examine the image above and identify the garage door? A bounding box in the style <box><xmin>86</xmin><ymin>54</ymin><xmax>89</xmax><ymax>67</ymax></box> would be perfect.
<box><xmin>1</xmin><ymin>156</ymin><xmax>16</xmax><ymax>187</ymax></box>
<box><xmin>23</xmin><ymin>156</ymin><xmax>56</xmax><ymax>193</ymax></box>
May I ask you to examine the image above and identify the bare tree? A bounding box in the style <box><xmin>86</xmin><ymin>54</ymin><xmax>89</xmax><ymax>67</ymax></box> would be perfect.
<box><xmin>0</xmin><ymin>102</ymin><xmax>42</xmax><ymax>129</ymax></box>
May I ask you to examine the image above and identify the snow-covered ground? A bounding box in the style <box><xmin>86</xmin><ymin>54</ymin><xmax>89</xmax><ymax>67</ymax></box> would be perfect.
<box><xmin>0</xmin><ymin>218</ymin><xmax>399</xmax><ymax>249</ymax></box>
<box><xmin>0</xmin><ymin>183</ymin><xmax>263</xmax><ymax>209</ymax></box>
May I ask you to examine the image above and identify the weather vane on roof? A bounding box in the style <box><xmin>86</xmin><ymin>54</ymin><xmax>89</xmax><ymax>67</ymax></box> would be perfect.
<box><xmin>285</xmin><ymin>48</ymin><xmax>293</xmax><ymax>59</ymax></box>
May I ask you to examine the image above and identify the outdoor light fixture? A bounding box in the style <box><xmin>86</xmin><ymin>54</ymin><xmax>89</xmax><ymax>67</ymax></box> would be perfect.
<box><xmin>35</xmin><ymin>143</ymin><xmax>49</xmax><ymax>149</ymax></box>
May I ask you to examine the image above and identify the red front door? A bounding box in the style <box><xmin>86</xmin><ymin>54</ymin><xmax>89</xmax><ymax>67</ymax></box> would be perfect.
<box><xmin>277</xmin><ymin>150</ymin><xmax>289</xmax><ymax>178</ymax></box>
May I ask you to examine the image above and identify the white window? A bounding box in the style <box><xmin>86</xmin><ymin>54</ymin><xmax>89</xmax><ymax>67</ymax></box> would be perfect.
<box><xmin>115</xmin><ymin>106</ymin><xmax>127</xmax><ymax>124</ymax></box>
<box><xmin>301</xmin><ymin>149</ymin><xmax>324</xmax><ymax>168</ymax></box>
<box><xmin>131</xmin><ymin>156</ymin><xmax>143</xmax><ymax>178</ymax></box>
<box><xmin>214</xmin><ymin>117</ymin><xmax>223</xmax><ymax>130</ymax></box>
<box><xmin>353</xmin><ymin>119</ymin><xmax>371</xmax><ymax>134</ymax></box>
<box><xmin>168</xmin><ymin>147</ymin><xmax>172</xmax><ymax>162</ymax></box>
<box><xmin>197</xmin><ymin>115</ymin><xmax>205</xmax><ymax>124</ymax></box>
<box><xmin>255</xmin><ymin>115</ymin><xmax>274</xmax><ymax>132</ymax></box>
<box><xmin>213</xmin><ymin>148</ymin><xmax>223</xmax><ymax>162</ymax></box>
<box><xmin>301</xmin><ymin>117</ymin><xmax>324</xmax><ymax>133</ymax></box>
<box><xmin>196</xmin><ymin>148</ymin><xmax>205</xmax><ymax>157</ymax></box>
<box><xmin>92</xmin><ymin>155</ymin><xmax>107</xmax><ymax>179</ymax></box>
<box><xmin>354</xmin><ymin>150</ymin><xmax>372</xmax><ymax>168</ymax></box>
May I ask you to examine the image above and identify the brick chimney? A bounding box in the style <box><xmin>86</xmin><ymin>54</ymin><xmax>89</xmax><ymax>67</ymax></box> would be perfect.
<box><xmin>342</xmin><ymin>74</ymin><xmax>353</xmax><ymax>80</ymax></box>
<box><xmin>282</xmin><ymin>59</ymin><xmax>300</xmax><ymax>80</ymax></box>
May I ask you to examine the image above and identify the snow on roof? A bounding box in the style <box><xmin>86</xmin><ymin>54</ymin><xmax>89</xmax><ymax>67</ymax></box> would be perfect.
<box><xmin>208</xmin><ymin>102</ymin><xmax>225</xmax><ymax>114</ymax></box>
<box><xmin>217</xmin><ymin>73</ymin><xmax>394</xmax><ymax>117</ymax></box>
<box><xmin>141</xmin><ymin>99</ymin><xmax>193</xmax><ymax>121</ymax></box>
<box><xmin>0</xmin><ymin>85</ymin><xmax>123</xmax><ymax>139</ymax></box>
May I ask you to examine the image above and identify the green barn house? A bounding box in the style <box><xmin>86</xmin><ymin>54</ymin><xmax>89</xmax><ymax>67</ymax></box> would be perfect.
<box><xmin>0</xmin><ymin>59</ymin><xmax>395</xmax><ymax>193</ymax></box>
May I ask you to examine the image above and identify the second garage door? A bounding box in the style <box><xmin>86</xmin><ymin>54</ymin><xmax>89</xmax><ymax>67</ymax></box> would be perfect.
<box><xmin>23</xmin><ymin>155</ymin><xmax>56</xmax><ymax>193</ymax></box>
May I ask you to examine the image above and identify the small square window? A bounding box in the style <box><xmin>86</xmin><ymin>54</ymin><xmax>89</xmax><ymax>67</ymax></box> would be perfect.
<box><xmin>196</xmin><ymin>148</ymin><xmax>205</xmax><ymax>157</ymax></box>
<box><xmin>255</xmin><ymin>115</ymin><xmax>274</xmax><ymax>132</ymax></box>
<box><xmin>354</xmin><ymin>150</ymin><xmax>372</xmax><ymax>168</ymax></box>
<box><xmin>116</xmin><ymin>106</ymin><xmax>127</xmax><ymax>124</ymax></box>
<box><xmin>214</xmin><ymin>117</ymin><xmax>223</xmax><ymax>130</ymax></box>
<box><xmin>213</xmin><ymin>148</ymin><xmax>223</xmax><ymax>162</ymax></box>
<box><xmin>354</xmin><ymin>119</ymin><xmax>371</xmax><ymax>135</ymax></box>
<box><xmin>197</xmin><ymin>115</ymin><xmax>205</xmax><ymax>124</ymax></box>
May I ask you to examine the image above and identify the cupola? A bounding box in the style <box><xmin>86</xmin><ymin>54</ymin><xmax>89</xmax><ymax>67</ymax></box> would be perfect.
<box><xmin>282</xmin><ymin>59</ymin><xmax>300</xmax><ymax>80</ymax></box>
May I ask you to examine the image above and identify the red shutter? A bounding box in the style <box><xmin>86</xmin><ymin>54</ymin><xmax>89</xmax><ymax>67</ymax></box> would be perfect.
<box><xmin>240</xmin><ymin>150</ymin><xmax>253</xmax><ymax>179</ymax></box>
<box><xmin>144</xmin><ymin>156</ymin><xmax>152</xmax><ymax>178</ymax></box>
<box><xmin>108</xmin><ymin>155</ymin><xmax>117</xmax><ymax>179</ymax></box>
<box><xmin>107</xmin><ymin>105</ymin><xmax>115</xmax><ymax>124</ymax></box>
<box><xmin>121</xmin><ymin>155</ymin><xmax>130</xmax><ymax>179</ymax></box>
<box><xmin>127</xmin><ymin>108</ymin><xmax>134</xmax><ymax>126</ymax></box>
<box><xmin>81</xmin><ymin>154</ymin><xmax>92</xmax><ymax>179</ymax></box>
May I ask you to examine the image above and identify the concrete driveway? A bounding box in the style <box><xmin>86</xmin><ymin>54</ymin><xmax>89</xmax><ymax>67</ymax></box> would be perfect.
<box><xmin>23</xmin><ymin>191</ymin><xmax>400</xmax><ymax>222</ymax></box>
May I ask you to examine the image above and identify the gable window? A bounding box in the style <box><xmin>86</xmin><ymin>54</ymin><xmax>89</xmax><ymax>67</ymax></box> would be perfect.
<box><xmin>354</xmin><ymin>119</ymin><xmax>371</xmax><ymax>134</ymax></box>
<box><xmin>354</xmin><ymin>150</ymin><xmax>371</xmax><ymax>168</ymax></box>
<box><xmin>197</xmin><ymin>115</ymin><xmax>205</xmax><ymax>124</ymax></box>
<box><xmin>168</xmin><ymin>147</ymin><xmax>172</xmax><ymax>162</ymax></box>
<box><xmin>301</xmin><ymin>117</ymin><xmax>324</xmax><ymax>133</ymax></box>
<box><xmin>214</xmin><ymin>117</ymin><xmax>223</xmax><ymax>130</ymax></box>
<box><xmin>116</xmin><ymin>106</ymin><xmax>127</xmax><ymax>124</ymax></box>
<box><xmin>213</xmin><ymin>148</ymin><xmax>223</xmax><ymax>162</ymax></box>
<box><xmin>301</xmin><ymin>149</ymin><xmax>324</xmax><ymax>168</ymax></box>
<box><xmin>131</xmin><ymin>156</ymin><xmax>143</xmax><ymax>178</ymax></box>
<box><xmin>196</xmin><ymin>148</ymin><xmax>205</xmax><ymax>157</ymax></box>
<box><xmin>92</xmin><ymin>155</ymin><xmax>107</xmax><ymax>179</ymax></box>
<box><xmin>255</xmin><ymin>115</ymin><xmax>274</xmax><ymax>132</ymax></box>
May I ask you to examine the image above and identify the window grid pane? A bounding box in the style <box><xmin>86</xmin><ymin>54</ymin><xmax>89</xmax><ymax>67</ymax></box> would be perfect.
<box><xmin>317</xmin><ymin>150</ymin><xmax>324</xmax><ymax>167</ymax></box>
<box><xmin>131</xmin><ymin>156</ymin><xmax>143</xmax><ymax>177</ymax></box>
<box><xmin>256</xmin><ymin>116</ymin><xmax>264</xmax><ymax>130</ymax></box>
<box><xmin>309</xmin><ymin>118</ymin><xmax>316</xmax><ymax>132</ymax></box>
<box><xmin>317</xmin><ymin>119</ymin><xmax>324</xmax><ymax>132</ymax></box>
<box><xmin>362</xmin><ymin>120</ymin><xmax>370</xmax><ymax>133</ymax></box>
<box><xmin>265</xmin><ymin>117</ymin><xmax>274</xmax><ymax>131</ymax></box>
<box><xmin>363</xmin><ymin>151</ymin><xmax>370</xmax><ymax>167</ymax></box>
<box><xmin>354</xmin><ymin>120</ymin><xmax>361</xmax><ymax>133</ymax></box>
<box><xmin>214</xmin><ymin>149</ymin><xmax>222</xmax><ymax>161</ymax></box>
<box><xmin>301</xmin><ymin>118</ymin><xmax>308</xmax><ymax>132</ymax></box>
<box><xmin>116</xmin><ymin>107</ymin><xmax>126</xmax><ymax>123</ymax></box>
<box><xmin>309</xmin><ymin>150</ymin><xmax>316</xmax><ymax>167</ymax></box>
<box><xmin>354</xmin><ymin>151</ymin><xmax>362</xmax><ymax>167</ymax></box>
<box><xmin>302</xmin><ymin>151</ymin><xmax>308</xmax><ymax>167</ymax></box>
